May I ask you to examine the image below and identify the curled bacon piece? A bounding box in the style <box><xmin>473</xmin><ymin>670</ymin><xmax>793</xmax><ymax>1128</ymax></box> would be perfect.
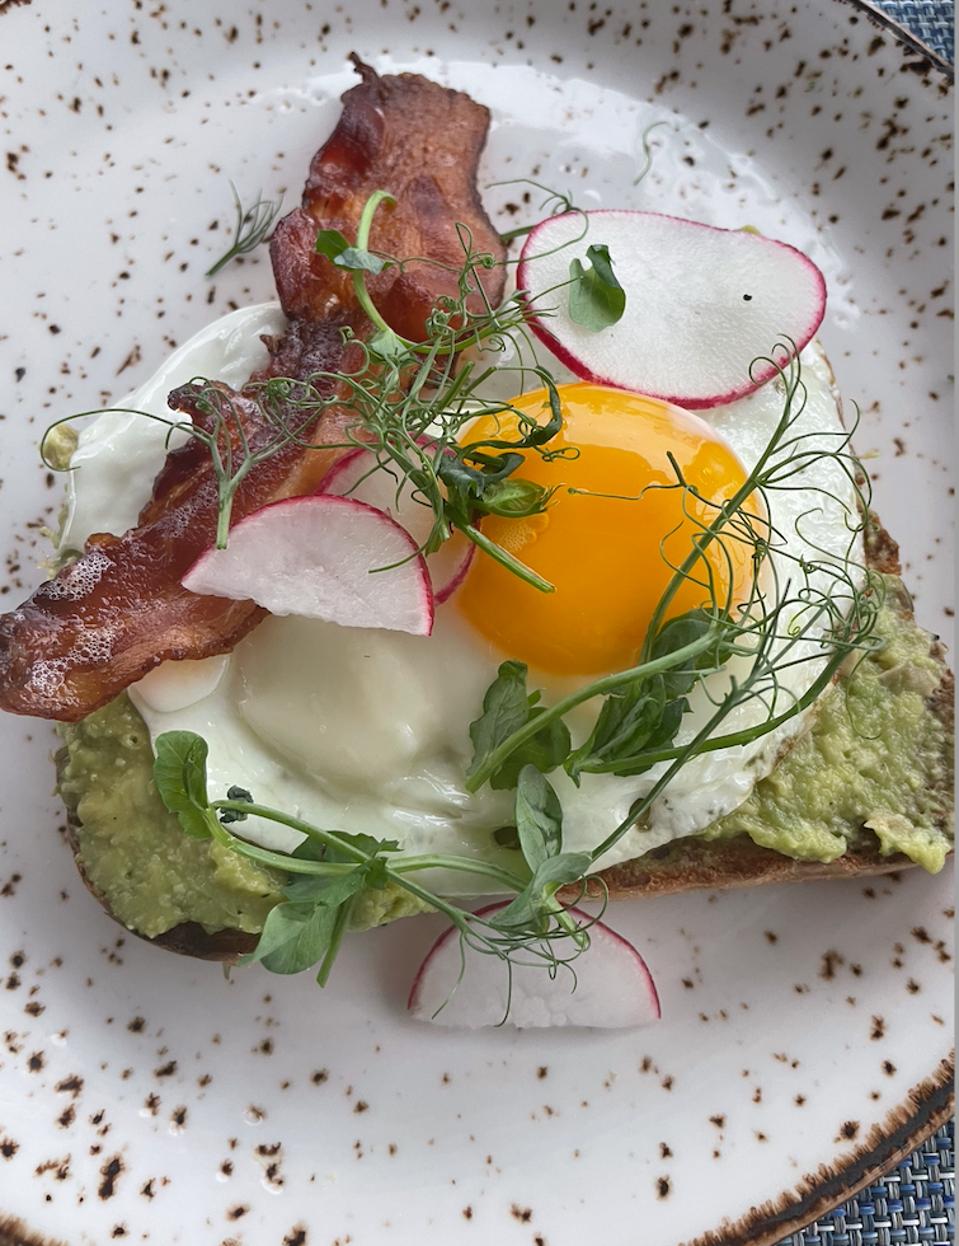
<box><xmin>271</xmin><ymin>55</ymin><xmax>505</xmax><ymax>345</ymax></box>
<box><xmin>0</xmin><ymin>61</ymin><xmax>506</xmax><ymax>721</ymax></box>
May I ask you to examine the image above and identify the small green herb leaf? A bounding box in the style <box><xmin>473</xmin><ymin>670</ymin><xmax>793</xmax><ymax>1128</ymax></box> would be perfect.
<box><xmin>287</xmin><ymin>830</ymin><xmax>398</xmax><ymax>866</ymax></box>
<box><xmin>314</xmin><ymin>228</ymin><xmax>387</xmax><ymax>274</ymax></box>
<box><xmin>493</xmin><ymin>825</ymin><xmax>521</xmax><ymax>849</ymax></box>
<box><xmin>566</xmin><ymin>610</ymin><xmax>738</xmax><ymax>779</ymax></box>
<box><xmin>515</xmin><ymin>765</ymin><xmax>563</xmax><ymax>872</ymax></box>
<box><xmin>566</xmin><ymin>676</ymin><xmax>667</xmax><ymax>782</ymax></box>
<box><xmin>490</xmin><ymin>851</ymin><xmax>591</xmax><ymax>930</ymax></box>
<box><xmin>282</xmin><ymin>864</ymin><xmax>372</xmax><ymax>907</ymax></box>
<box><xmin>246</xmin><ymin>867</ymin><xmax>369</xmax><ymax>975</ymax></box>
<box><xmin>468</xmin><ymin>660</ymin><xmax>530</xmax><ymax>777</ymax></box>
<box><xmin>335</xmin><ymin>245</ymin><xmax>387</xmax><ymax>274</ymax></box>
<box><xmin>327</xmin><ymin>831</ymin><xmax>400</xmax><ymax>863</ymax></box>
<box><xmin>600</xmin><ymin>696</ymin><xmax>687</xmax><ymax>777</ymax></box>
<box><xmin>246</xmin><ymin>901</ymin><xmax>340</xmax><ymax>975</ymax></box>
<box><xmin>290</xmin><ymin>837</ymin><xmax>328</xmax><ymax>863</ymax></box>
<box><xmin>314</xmin><ymin>228</ymin><xmax>351</xmax><ymax>262</ymax></box>
<box><xmin>476</xmin><ymin>477</ymin><xmax>554</xmax><ymax>518</ymax></box>
<box><xmin>367</xmin><ymin>327</ymin><xmax>407</xmax><ymax>360</ymax></box>
<box><xmin>650</xmin><ymin>609</ymin><xmax>731</xmax><ymax>697</ymax></box>
<box><xmin>528</xmin><ymin>851</ymin><xmax>592</xmax><ymax>891</ymax></box>
<box><xmin>153</xmin><ymin>731</ymin><xmax>214</xmax><ymax>839</ymax></box>
<box><xmin>568</xmin><ymin>243</ymin><xmax>626</xmax><ymax>331</ymax></box>
<box><xmin>365</xmin><ymin>856</ymin><xmax>392</xmax><ymax>890</ymax></box>
<box><xmin>468</xmin><ymin>662</ymin><xmax>571</xmax><ymax>790</ymax></box>
<box><xmin>495</xmin><ymin>706</ymin><xmax>571</xmax><ymax>790</ymax></box>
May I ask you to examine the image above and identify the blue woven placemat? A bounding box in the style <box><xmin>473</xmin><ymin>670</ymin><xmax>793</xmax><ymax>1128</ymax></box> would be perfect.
<box><xmin>873</xmin><ymin>0</ymin><xmax>955</xmax><ymax>60</ymax></box>
<box><xmin>779</xmin><ymin>2</ymin><xmax>954</xmax><ymax>1244</ymax></box>
<box><xmin>782</xmin><ymin>1129</ymin><xmax>956</xmax><ymax>1246</ymax></box>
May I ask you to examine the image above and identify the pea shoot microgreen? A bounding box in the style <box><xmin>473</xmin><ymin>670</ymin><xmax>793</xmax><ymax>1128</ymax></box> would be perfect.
<box><xmin>152</xmin><ymin>733</ymin><xmax>596</xmax><ymax>995</ymax></box>
<box><xmin>314</xmin><ymin>226</ymin><xmax>390</xmax><ymax>275</ymax></box>
<box><xmin>465</xmin><ymin>343</ymin><xmax>882</xmax><ymax>874</ymax></box>
<box><xmin>467</xmin><ymin>661</ymin><xmax>571</xmax><ymax>790</ymax></box>
<box><xmin>45</xmin><ymin>170</ymin><xmax>883</xmax><ymax>1013</ymax></box>
<box><xmin>148</xmin><ymin>335</ymin><xmax>879</xmax><ymax>1004</ymax></box>
<box><xmin>45</xmin><ymin>186</ymin><xmax>605</xmax><ymax>579</ymax></box>
<box><xmin>490</xmin><ymin>177</ymin><xmax>582</xmax><ymax>245</ymax></box>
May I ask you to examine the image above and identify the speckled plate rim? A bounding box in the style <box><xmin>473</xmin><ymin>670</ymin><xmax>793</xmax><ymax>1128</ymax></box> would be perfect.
<box><xmin>0</xmin><ymin>1</ymin><xmax>953</xmax><ymax>1244</ymax></box>
<box><xmin>0</xmin><ymin>1054</ymin><xmax>951</xmax><ymax>1246</ymax></box>
<box><xmin>687</xmin><ymin>1054</ymin><xmax>954</xmax><ymax>1246</ymax></box>
<box><xmin>696</xmin><ymin>11</ymin><xmax>954</xmax><ymax>1240</ymax></box>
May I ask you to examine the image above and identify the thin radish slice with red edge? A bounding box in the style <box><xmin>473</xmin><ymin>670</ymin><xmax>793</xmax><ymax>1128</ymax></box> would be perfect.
<box><xmin>318</xmin><ymin>446</ymin><xmax>475</xmax><ymax>603</ymax></box>
<box><xmin>182</xmin><ymin>494</ymin><xmax>434</xmax><ymax>636</ymax></box>
<box><xmin>517</xmin><ymin>209</ymin><xmax>826</xmax><ymax>410</ymax></box>
<box><xmin>407</xmin><ymin>901</ymin><xmax>661</xmax><ymax>1029</ymax></box>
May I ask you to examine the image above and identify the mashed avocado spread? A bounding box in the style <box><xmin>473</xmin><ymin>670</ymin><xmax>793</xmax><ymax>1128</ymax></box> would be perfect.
<box><xmin>57</xmin><ymin>575</ymin><xmax>952</xmax><ymax>940</ymax></box>
<box><xmin>57</xmin><ymin>699</ymin><xmax>430</xmax><ymax>938</ymax></box>
<box><xmin>705</xmin><ymin>581</ymin><xmax>952</xmax><ymax>872</ymax></box>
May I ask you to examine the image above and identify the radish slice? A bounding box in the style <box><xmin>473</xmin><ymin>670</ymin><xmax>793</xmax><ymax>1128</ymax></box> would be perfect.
<box><xmin>407</xmin><ymin>902</ymin><xmax>661</xmax><ymax>1029</ymax></box>
<box><xmin>517</xmin><ymin>210</ymin><xmax>826</xmax><ymax>410</ymax></box>
<box><xmin>182</xmin><ymin>495</ymin><xmax>434</xmax><ymax>635</ymax></box>
<box><xmin>318</xmin><ymin>446</ymin><xmax>475</xmax><ymax>603</ymax></box>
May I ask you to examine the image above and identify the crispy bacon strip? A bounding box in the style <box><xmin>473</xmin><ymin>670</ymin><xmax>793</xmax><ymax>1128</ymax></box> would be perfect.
<box><xmin>0</xmin><ymin>62</ymin><xmax>506</xmax><ymax>721</ymax></box>
<box><xmin>271</xmin><ymin>55</ymin><xmax>505</xmax><ymax>346</ymax></box>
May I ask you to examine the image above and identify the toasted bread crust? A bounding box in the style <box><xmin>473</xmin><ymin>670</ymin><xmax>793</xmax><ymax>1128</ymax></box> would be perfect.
<box><xmin>587</xmin><ymin>836</ymin><xmax>920</xmax><ymax>897</ymax></box>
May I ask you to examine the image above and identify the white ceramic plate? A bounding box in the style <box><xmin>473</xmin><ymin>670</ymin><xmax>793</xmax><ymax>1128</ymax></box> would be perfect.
<box><xmin>0</xmin><ymin>2</ymin><xmax>953</xmax><ymax>1244</ymax></box>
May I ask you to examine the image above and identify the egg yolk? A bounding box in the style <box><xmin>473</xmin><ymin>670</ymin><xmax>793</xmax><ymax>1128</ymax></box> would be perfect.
<box><xmin>456</xmin><ymin>383</ymin><xmax>755</xmax><ymax>676</ymax></box>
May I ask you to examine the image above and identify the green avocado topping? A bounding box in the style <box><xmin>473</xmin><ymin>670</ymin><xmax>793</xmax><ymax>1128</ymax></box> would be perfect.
<box><xmin>58</xmin><ymin>697</ymin><xmax>283</xmax><ymax>938</ymax></box>
<box><xmin>57</xmin><ymin>575</ymin><xmax>952</xmax><ymax>940</ymax></box>
<box><xmin>704</xmin><ymin>581</ymin><xmax>952</xmax><ymax>872</ymax></box>
<box><xmin>58</xmin><ymin>696</ymin><xmax>430</xmax><ymax>938</ymax></box>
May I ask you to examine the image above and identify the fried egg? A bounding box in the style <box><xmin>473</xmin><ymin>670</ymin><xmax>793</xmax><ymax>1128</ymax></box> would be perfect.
<box><xmin>457</xmin><ymin>385</ymin><xmax>756</xmax><ymax>676</ymax></box>
<box><xmin>63</xmin><ymin>303</ymin><xmax>863</xmax><ymax>886</ymax></box>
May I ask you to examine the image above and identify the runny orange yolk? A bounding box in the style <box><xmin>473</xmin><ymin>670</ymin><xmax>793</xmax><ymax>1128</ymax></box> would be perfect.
<box><xmin>456</xmin><ymin>383</ymin><xmax>755</xmax><ymax>676</ymax></box>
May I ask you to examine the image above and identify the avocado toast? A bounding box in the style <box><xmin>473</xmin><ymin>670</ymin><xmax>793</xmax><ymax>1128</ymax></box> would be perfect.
<box><xmin>2</xmin><ymin>62</ymin><xmax>953</xmax><ymax>995</ymax></box>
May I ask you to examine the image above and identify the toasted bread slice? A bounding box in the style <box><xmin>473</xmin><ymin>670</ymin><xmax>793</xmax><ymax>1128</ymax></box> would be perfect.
<box><xmin>57</xmin><ymin>514</ymin><xmax>953</xmax><ymax>962</ymax></box>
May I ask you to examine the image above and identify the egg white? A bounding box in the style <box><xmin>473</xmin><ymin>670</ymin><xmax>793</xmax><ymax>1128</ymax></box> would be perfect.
<box><xmin>63</xmin><ymin>303</ymin><xmax>863</xmax><ymax>888</ymax></box>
